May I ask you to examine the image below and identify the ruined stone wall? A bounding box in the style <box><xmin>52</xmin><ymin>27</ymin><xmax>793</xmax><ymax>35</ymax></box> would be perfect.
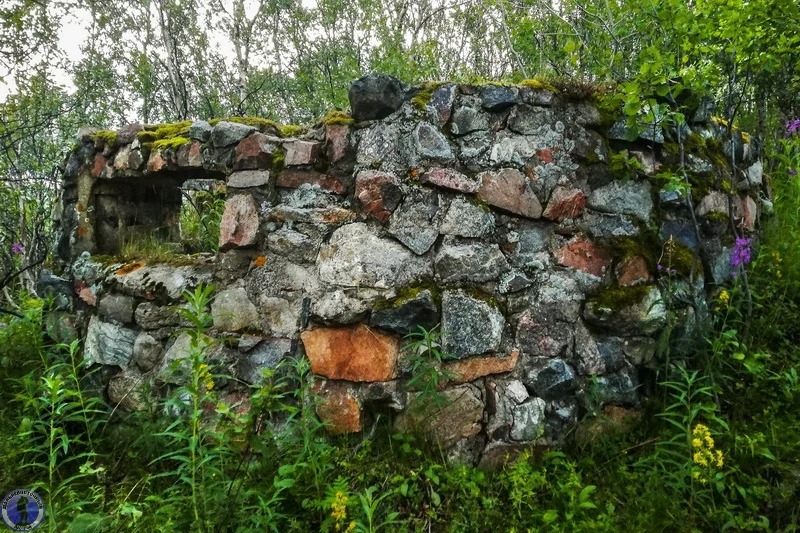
<box><xmin>56</xmin><ymin>76</ymin><xmax>767</xmax><ymax>466</ymax></box>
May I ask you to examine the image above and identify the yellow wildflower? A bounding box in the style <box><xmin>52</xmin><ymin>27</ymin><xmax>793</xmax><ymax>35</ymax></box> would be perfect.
<box><xmin>718</xmin><ymin>290</ymin><xmax>730</xmax><ymax>308</ymax></box>
<box><xmin>331</xmin><ymin>491</ymin><xmax>349</xmax><ymax>522</ymax></box>
<box><xmin>715</xmin><ymin>449</ymin><xmax>724</xmax><ymax>467</ymax></box>
<box><xmin>693</xmin><ymin>451</ymin><xmax>708</xmax><ymax>467</ymax></box>
<box><xmin>692</xmin><ymin>438</ymin><xmax>702</xmax><ymax>448</ymax></box>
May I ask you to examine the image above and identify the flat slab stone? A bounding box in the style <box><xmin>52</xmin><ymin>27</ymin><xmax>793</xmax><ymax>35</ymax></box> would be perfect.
<box><xmin>228</xmin><ymin>170</ymin><xmax>270</xmax><ymax>188</ymax></box>
<box><xmin>587</xmin><ymin>180</ymin><xmax>653</xmax><ymax>222</ymax></box>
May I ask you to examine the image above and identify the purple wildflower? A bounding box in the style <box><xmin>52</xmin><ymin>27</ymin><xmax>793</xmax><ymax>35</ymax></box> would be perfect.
<box><xmin>789</xmin><ymin>170</ymin><xmax>798</xmax><ymax>176</ymax></box>
<box><xmin>11</xmin><ymin>242</ymin><xmax>24</xmax><ymax>255</ymax></box>
<box><xmin>657</xmin><ymin>264</ymin><xmax>677</xmax><ymax>275</ymax></box>
<box><xmin>787</xmin><ymin>119</ymin><xmax>800</xmax><ymax>136</ymax></box>
<box><xmin>730</xmin><ymin>237</ymin><xmax>752</xmax><ymax>275</ymax></box>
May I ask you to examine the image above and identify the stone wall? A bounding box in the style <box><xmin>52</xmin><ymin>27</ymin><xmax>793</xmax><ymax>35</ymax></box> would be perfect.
<box><xmin>55</xmin><ymin>75</ymin><xmax>767</xmax><ymax>466</ymax></box>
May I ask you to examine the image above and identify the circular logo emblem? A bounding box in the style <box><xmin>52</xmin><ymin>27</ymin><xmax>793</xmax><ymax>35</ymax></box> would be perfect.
<box><xmin>1</xmin><ymin>489</ymin><xmax>45</xmax><ymax>531</ymax></box>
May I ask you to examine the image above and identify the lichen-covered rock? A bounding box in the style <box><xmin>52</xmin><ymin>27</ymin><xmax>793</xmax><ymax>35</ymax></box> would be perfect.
<box><xmin>524</xmin><ymin>358</ymin><xmax>576</xmax><ymax>401</ymax></box>
<box><xmin>349</xmin><ymin>73</ymin><xmax>407</xmax><ymax>121</ymax></box>
<box><xmin>516</xmin><ymin>311</ymin><xmax>573</xmax><ymax>358</ymax></box>
<box><xmin>481</xmin><ymin>85</ymin><xmax>518</xmax><ymax>112</ymax></box>
<box><xmin>435</xmin><ymin>241</ymin><xmax>509</xmax><ymax>284</ymax></box>
<box><xmin>98</xmin><ymin>294</ymin><xmax>134</xmax><ymax>324</ymax></box>
<box><xmin>235</xmin><ymin>338</ymin><xmax>292</xmax><ymax>384</ymax></box>
<box><xmin>132</xmin><ymin>332</ymin><xmax>163</xmax><ymax>372</ymax></box>
<box><xmin>573</xmin><ymin>321</ymin><xmax>626</xmax><ymax>375</ymax></box>
<box><xmin>511</xmin><ymin>398</ymin><xmax>547</xmax><ymax>442</ymax></box>
<box><xmin>212</xmin><ymin>287</ymin><xmax>259</xmax><ymax>332</ymax></box>
<box><xmin>441</xmin><ymin>290</ymin><xmax>505</xmax><ymax>358</ymax></box>
<box><xmin>311</xmin><ymin>290</ymin><xmax>371</xmax><ymax>324</ymax></box>
<box><xmin>189</xmin><ymin>120</ymin><xmax>212</xmax><ymax>142</ymax></box>
<box><xmin>317</xmin><ymin>223</ymin><xmax>432</xmax><ymax>289</ymax></box>
<box><xmin>219</xmin><ymin>194</ymin><xmax>261</xmax><ymax>250</ymax></box>
<box><xmin>486</xmin><ymin>379</ymin><xmax>529</xmax><ymax>440</ymax></box>
<box><xmin>588</xmin><ymin>180</ymin><xmax>653</xmax><ymax>222</ymax></box>
<box><xmin>396</xmin><ymin>384</ymin><xmax>484</xmax><ymax>449</ymax></box>
<box><xmin>301</xmin><ymin>324</ymin><xmax>399</xmax><ymax>381</ymax></box>
<box><xmin>134</xmin><ymin>302</ymin><xmax>180</xmax><ymax>329</ymax></box>
<box><xmin>369</xmin><ymin>289</ymin><xmax>438</xmax><ymax>335</ymax></box>
<box><xmin>108</xmin><ymin>369</ymin><xmax>145</xmax><ymax>410</ymax></box>
<box><xmin>420</xmin><ymin>167</ymin><xmax>480</xmax><ymax>193</ymax></box>
<box><xmin>581</xmin><ymin>211</ymin><xmax>640</xmax><ymax>238</ymax></box>
<box><xmin>413</xmin><ymin>122</ymin><xmax>454</xmax><ymax>163</ymax></box>
<box><xmin>388</xmin><ymin>190</ymin><xmax>443</xmax><ymax>254</ymax></box>
<box><xmin>507</xmin><ymin>104</ymin><xmax>553</xmax><ymax>135</ymax></box>
<box><xmin>259</xmin><ymin>296</ymin><xmax>301</xmax><ymax>337</ymax></box>
<box><xmin>440</xmin><ymin>197</ymin><xmax>495</xmax><ymax>238</ymax></box>
<box><xmin>266</xmin><ymin>227</ymin><xmax>322</xmax><ymax>263</ymax></box>
<box><xmin>451</xmin><ymin>106</ymin><xmax>489</xmax><ymax>136</ymax></box>
<box><xmin>228</xmin><ymin>170</ymin><xmax>270</xmax><ymax>188</ymax></box>
<box><xmin>84</xmin><ymin>316</ymin><xmax>138</xmax><ymax>367</ymax></box>
<box><xmin>211</xmin><ymin>121</ymin><xmax>257</xmax><ymax>147</ymax></box>
<box><xmin>354</xmin><ymin>170</ymin><xmax>403</xmax><ymax>222</ymax></box>
<box><xmin>478</xmin><ymin>168</ymin><xmax>543</xmax><ymax>219</ymax></box>
<box><xmin>591</xmin><ymin>368</ymin><xmax>641</xmax><ymax>406</ymax></box>
<box><xmin>356</xmin><ymin>122</ymin><xmax>400</xmax><ymax>169</ymax></box>
<box><xmin>498</xmin><ymin>270</ymin><xmax>534</xmax><ymax>294</ymax></box>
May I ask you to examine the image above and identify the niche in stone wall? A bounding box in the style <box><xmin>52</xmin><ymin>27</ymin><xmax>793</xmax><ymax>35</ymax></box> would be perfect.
<box><xmin>91</xmin><ymin>175</ymin><xmax>225</xmax><ymax>256</ymax></box>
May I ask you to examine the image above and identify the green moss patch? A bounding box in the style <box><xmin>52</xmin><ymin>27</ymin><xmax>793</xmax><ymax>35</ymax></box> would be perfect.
<box><xmin>93</xmin><ymin>130</ymin><xmax>118</xmax><ymax>146</ymax></box>
<box><xmin>411</xmin><ymin>81</ymin><xmax>446</xmax><ymax>111</ymax></box>
<box><xmin>601</xmin><ymin>236</ymin><xmax>657</xmax><ymax>266</ymax></box>
<box><xmin>279</xmin><ymin>124</ymin><xmax>306</xmax><ymax>138</ymax></box>
<box><xmin>152</xmin><ymin>137</ymin><xmax>190</xmax><ymax>151</ymax></box>
<box><xmin>373</xmin><ymin>279</ymin><xmax>441</xmax><ymax>312</ymax></box>
<box><xmin>660</xmin><ymin>238</ymin><xmax>699</xmax><ymax>277</ymax></box>
<box><xmin>460</xmin><ymin>286</ymin><xmax>504</xmax><ymax>313</ymax></box>
<box><xmin>211</xmin><ymin>116</ymin><xmax>281</xmax><ymax>135</ymax></box>
<box><xmin>518</xmin><ymin>78</ymin><xmax>559</xmax><ymax>92</ymax></box>
<box><xmin>589</xmin><ymin>284</ymin><xmax>653</xmax><ymax>310</ymax></box>
<box><xmin>320</xmin><ymin>110</ymin><xmax>354</xmax><ymax>126</ymax></box>
<box><xmin>137</xmin><ymin>121</ymin><xmax>191</xmax><ymax>143</ymax></box>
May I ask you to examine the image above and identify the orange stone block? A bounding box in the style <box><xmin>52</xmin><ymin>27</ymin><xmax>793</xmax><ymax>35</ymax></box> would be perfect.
<box><xmin>313</xmin><ymin>380</ymin><xmax>362</xmax><ymax>435</ymax></box>
<box><xmin>553</xmin><ymin>235</ymin><xmax>611</xmax><ymax>278</ymax></box>
<box><xmin>301</xmin><ymin>324</ymin><xmax>399</xmax><ymax>382</ymax></box>
<box><xmin>444</xmin><ymin>350</ymin><xmax>519</xmax><ymax>385</ymax></box>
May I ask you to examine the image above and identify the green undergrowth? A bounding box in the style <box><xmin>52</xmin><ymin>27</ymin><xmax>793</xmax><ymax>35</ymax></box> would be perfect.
<box><xmin>117</xmin><ymin>234</ymin><xmax>199</xmax><ymax>266</ymax></box>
